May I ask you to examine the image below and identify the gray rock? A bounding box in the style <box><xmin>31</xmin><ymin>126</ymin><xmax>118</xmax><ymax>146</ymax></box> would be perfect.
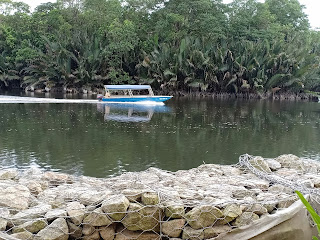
<box><xmin>164</xmin><ymin>203</ymin><xmax>185</xmax><ymax>219</ymax></box>
<box><xmin>45</xmin><ymin>209</ymin><xmax>67</xmax><ymax>221</ymax></box>
<box><xmin>141</xmin><ymin>192</ymin><xmax>159</xmax><ymax>205</ymax></box>
<box><xmin>12</xmin><ymin>204</ymin><xmax>52</xmax><ymax>225</ymax></box>
<box><xmin>67</xmin><ymin>221</ymin><xmax>82</xmax><ymax>239</ymax></box>
<box><xmin>12</xmin><ymin>219</ymin><xmax>47</xmax><ymax>234</ymax></box>
<box><xmin>42</xmin><ymin>171</ymin><xmax>74</xmax><ymax>186</ymax></box>
<box><xmin>203</xmin><ymin>225</ymin><xmax>232</xmax><ymax>239</ymax></box>
<box><xmin>277</xmin><ymin>196</ymin><xmax>298</xmax><ymax>208</ymax></box>
<box><xmin>268</xmin><ymin>184</ymin><xmax>293</xmax><ymax>194</ymax></box>
<box><xmin>122</xmin><ymin>189</ymin><xmax>143</xmax><ymax>202</ymax></box>
<box><xmin>0</xmin><ymin>218</ymin><xmax>7</xmax><ymax>231</ymax></box>
<box><xmin>243</xmin><ymin>204</ymin><xmax>268</xmax><ymax>215</ymax></box>
<box><xmin>234</xmin><ymin>212</ymin><xmax>259</xmax><ymax>227</ymax></box>
<box><xmin>101</xmin><ymin>195</ymin><xmax>130</xmax><ymax>221</ymax></box>
<box><xmin>265</xmin><ymin>159</ymin><xmax>281</xmax><ymax>171</ymax></box>
<box><xmin>82</xmin><ymin>231</ymin><xmax>100</xmax><ymax>240</ymax></box>
<box><xmin>182</xmin><ymin>226</ymin><xmax>204</xmax><ymax>240</ymax></box>
<box><xmin>10</xmin><ymin>231</ymin><xmax>34</xmax><ymax>240</ymax></box>
<box><xmin>185</xmin><ymin>205</ymin><xmax>223</xmax><ymax>229</ymax></box>
<box><xmin>313</xmin><ymin>177</ymin><xmax>320</xmax><ymax>188</ymax></box>
<box><xmin>0</xmin><ymin>208</ymin><xmax>9</xmax><ymax>231</ymax></box>
<box><xmin>218</xmin><ymin>204</ymin><xmax>242</xmax><ymax>224</ymax></box>
<box><xmin>26</xmin><ymin>181</ymin><xmax>43</xmax><ymax>196</ymax></box>
<box><xmin>114</xmin><ymin>228</ymin><xmax>160</xmax><ymax>240</ymax></box>
<box><xmin>122</xmin><ymin>203</ymin><xmax>163</xmax><ymax>231</ymax></box>
<box><xmin>34</xmin><ymin>218</ymin><xmax>68</xmax><ymax>240</ymax></box>
<box><xmin>232</xmin><ymin>189</ymin><xmax>256</xmax><ymax>199</ymax></box>
<box><xmin>99</xmin><ymin>224</ymin><xmax>116</xmax><ymax>240</ymax></box>
<box><xmin>300</xmin><ymin>179</ymin><xmax>314</xmax><ymax>188</ymax></box>
<box><xmin>275</xmin><ymin>154</ymin><xmax>305</xmax><ymax>171</ymax></box>
<box><xmin>162</xmin><ymin>219</ymin><xmax>186</xmax><ymax>238</ymax></box>
<box><xmin>82</xmin><ymin>224</ymin><xmax>95</xmax><ymax>235</ymax></box>
<box><xmin>66</xmin><ymin>201</ymin><xmax>86</xmax><ymax>225</ymax></box>
<box><xmin>0</xmin><ymin>182</ymin><xmax>31</xmax><ymax>210</ymax></box>
<box><xmin>263</xmin><ymin>203</ymin><xmax>277</xmax><ymax>213</ymax></box>
<box><xmin>0</xmin><ymin>169</ymin><xmax>18</xmax><ymax>180</ymax></box>
<box><xmin>83</xmin><ymin>207</ymin><xmax>112</xmax><ymax>227</ymax></box>
<box><xmin>249</xmin><ymin>156</ymin><xmax>272</xmax><ymax>173</ymax></box>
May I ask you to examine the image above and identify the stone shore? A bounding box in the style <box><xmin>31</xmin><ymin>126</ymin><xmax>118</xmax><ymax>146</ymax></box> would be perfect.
<box><xmin>0</xmin><ymin>154</ymin><xmax>319</xmax><ymax>240</ymax></box>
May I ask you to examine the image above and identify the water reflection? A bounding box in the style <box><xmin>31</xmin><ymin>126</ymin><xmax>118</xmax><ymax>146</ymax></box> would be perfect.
<box><xmin>0</xmin><ymin>99</ymin><xmax>319</xmax><ymax>178</ymax></box>
<box><xmin>97</xmin><ymin>103</ymin><xmax>171</xmax><ymax>122</ymax></box>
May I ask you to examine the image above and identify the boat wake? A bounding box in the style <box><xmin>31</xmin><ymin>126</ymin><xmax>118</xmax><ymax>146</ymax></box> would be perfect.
<box><xmin>0</xmin><ymin>95</ymin><xmax>99</xmax><ymax>104</ymax></box>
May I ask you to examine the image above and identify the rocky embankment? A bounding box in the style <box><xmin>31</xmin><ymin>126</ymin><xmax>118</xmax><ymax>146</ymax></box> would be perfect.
<box><xmin>0</xmin><ymin>154</ymin><xmax>319</xmax><ymax>240</ymax></box>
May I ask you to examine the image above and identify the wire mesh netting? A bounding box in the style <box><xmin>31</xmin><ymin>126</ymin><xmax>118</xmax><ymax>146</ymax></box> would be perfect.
<box><xmin>0</xmin><ymin>154</ymin><xmax>319</xmax><ymax>240</ymax></box>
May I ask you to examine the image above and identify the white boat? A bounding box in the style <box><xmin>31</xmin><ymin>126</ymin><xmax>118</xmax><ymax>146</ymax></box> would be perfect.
<box><xmin>98</xmin><ymin>85</ymin><xmax>172</xmax><ymax>103</ymax></box>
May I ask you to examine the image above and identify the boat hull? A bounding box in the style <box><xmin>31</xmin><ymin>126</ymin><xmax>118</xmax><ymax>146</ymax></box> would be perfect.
<box><xmin>100</xmin><ymin>96</ymin><xmax>172</xmax><ymax>103</ymax></box>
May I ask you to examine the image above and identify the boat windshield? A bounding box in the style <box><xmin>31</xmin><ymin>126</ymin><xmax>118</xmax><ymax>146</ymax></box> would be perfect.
<box><xmin>104</xmin><ymin>85</ymin><xmax>154</xmax><ymax>97</ymax></box>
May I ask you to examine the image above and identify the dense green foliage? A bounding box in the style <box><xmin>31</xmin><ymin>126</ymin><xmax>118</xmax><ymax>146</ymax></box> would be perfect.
<box><xmin>0</xmin><ymin>0</ymin><xmax>320</xmax><ymax>94</ymax></box>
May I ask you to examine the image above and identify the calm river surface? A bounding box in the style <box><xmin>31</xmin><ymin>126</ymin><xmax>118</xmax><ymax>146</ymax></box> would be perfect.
<box><xmin>0</xmin><ymin>95</ymin><xmax>320</xmax><ymax>178</ymax></box>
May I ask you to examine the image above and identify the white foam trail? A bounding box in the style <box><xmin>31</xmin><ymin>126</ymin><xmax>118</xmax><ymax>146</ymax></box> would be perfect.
<box><xmin>0</xmin><ymin>96</ymin><xmax>166</xmax><ymax>105</ymax></box>
<box><xmin>102</xmin><ymin>101</ymin><xmax>165</xmax><ymax>106</ymax></box>
<box><xmin>0</xmin><ymin>95</ymin><xmax>99</xmax><ymax>104</ymax></box>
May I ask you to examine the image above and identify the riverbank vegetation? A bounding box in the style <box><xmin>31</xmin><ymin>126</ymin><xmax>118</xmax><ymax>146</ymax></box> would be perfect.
<box><xmin>1</xmin><ymin>0</ymin><xmax>320</xmax><ymax>96</ymax></box>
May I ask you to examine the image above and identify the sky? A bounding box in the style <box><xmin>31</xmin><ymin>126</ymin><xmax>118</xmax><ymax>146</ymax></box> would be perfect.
<box><xmin>18</xmin><ymin>0</ymin><xmax>320</xmax><ymax>29</ymax></box>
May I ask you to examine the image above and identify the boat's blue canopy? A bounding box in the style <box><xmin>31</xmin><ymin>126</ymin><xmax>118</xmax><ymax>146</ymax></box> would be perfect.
<box><xmin>104</xmin><ymin>85</ymin><xmax>151</xmax><ymax>90</ymax></box>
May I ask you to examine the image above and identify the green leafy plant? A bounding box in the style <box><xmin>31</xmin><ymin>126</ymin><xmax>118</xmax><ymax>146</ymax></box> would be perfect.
<box><xmin>296</xmin><ymin>190</ymin><xmax>320</xmax><ymax>240</ymax></box>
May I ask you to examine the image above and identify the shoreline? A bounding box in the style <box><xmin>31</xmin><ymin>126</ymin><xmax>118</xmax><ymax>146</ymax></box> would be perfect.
<box><xmin>1</xmin><ymin>87</ymin><xmax>319</xmax><ymax>102</ymax></box>
<box><xmin>0</xmin><ymin>154</ymin><xmax>319</xmax><ymax>239</ymax></box>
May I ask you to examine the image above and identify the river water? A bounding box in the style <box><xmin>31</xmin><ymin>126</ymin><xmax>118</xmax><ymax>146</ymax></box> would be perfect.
<box><xmin>0</xmin><ymin>95</ymin><xmax>319</xmax><ymax>178</ymax></box>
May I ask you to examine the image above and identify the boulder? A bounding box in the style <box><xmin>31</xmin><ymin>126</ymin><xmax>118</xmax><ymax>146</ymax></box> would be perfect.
<box><xmin>275</xmin><ymin>154</ymin><xmax>305</xmax><ymax>171</ymax></box>
<box><xmin>0</xmin><ymin>182</ymin><xmax>31</xmax><ymax>210</ymax></box>
<box><xmin>83</xmin><ymin>207</ymin><xmax>112</xmax><ymax>227</ymax></box>
<box><xmin>82</xmin><ymin>231</ymin><xmax>100</xmax><ymax>240</ymax></box>
<box><xmin>0</xmin><ymin>209</ymin><xmax>9</xmax><ymax>231</ymax></box>
<box><xmin>264</xmin><ymin>159</ymin><xmax>281</xmax><ymax>171</ymax></box>
<box><xmin>26</xmin><ymin>181</ymin><xmax>43</xmax><ymax>195</ymax></box>
<box><xmin>42</xmin><ymin>172</ymin><xmax>74</xmax><ymax>186</ymax></box>
<box><xmin>38</xmin><ymin>185</ymin><xmax>110</xmax><ymax>208</ymax></box>
<box><xmin>101</xmin><ymin>195</ymin><xmax>130</xmax><ymax>221</ymax></box>
<box><xmin>243</xmin><ymin>204</ymin><xmax>268</xmax><ymax>216</ymax></box>
<box><xmin>45</xmin><ymin>209</ymin><xmax>67</xmax><ymax>221</ymax></box>
<box><xmin>182</xmin><ymin>226</ymin><xmax>204</xmax><ymax>240</ymax></box>
<box><xmin>277</xmin><ymin>196</ymin><xmax>298</xmax><ymax>208</ymax></box>
<box><xmin>232</xmin><ymin>189</ymin><xmax>256</xmax><ymax>199</ymax></box>
<box><xmin>234</xmin><ymin>212</ymin><xmax>259</xmax><ymax>227</ymax></box>
<box><xmin>218</xmin><ymin>204</ymin><xmax>242</xmax><ymax>224</ymax></box>
<box><xmin>66</xmin><ymin>201</ymin><xmax>86</xmax><ymax>225</ymax></box>
<box><xmin>99</xmin><ymin>224</ymin><xmax>116</xmax><ymax>240</ymax></box>
<box><xmin>82</xmin><ymin>224</ymin><xmax>95</xmax><ymax>235</ymax></box>
<box><xmin>10</xmin><ymin>231</ymin><xmax>34</xmax><ymax>240</ymax></box>
<box><xmin>268</xmin><ymin>184</ymin><xmax>293</xmax><ymax>194</ymax></box>
<box><xmin>164</xmin><ymin>203</ymin><xmax>185</xmax><ymax>219</ymax></box>
<box><xmin>34</xmin><ymin>218</ymin><xmax>69</xmax><ymax>240</ymax></box>
<box><xmin>141</xmin><ymin>192</ymin><xmax>159</xmax><ymax>205</ymax></box>
<box><xmin>0</xmin><ymin>218</ymin><xmax>7</xmax><ymax>232</ymax></box>
<box><xmin>67</xmin><ymin>221</ymin><xmax>82</xmax><ymax>239</ymax></box>
<box><xmin>249</xmin><ymin>156</ymin><xmax>272</xmax><ymax>173</ymax></box>
<box><xmin>12</xmin><ymin>204</ymin><xmax>52</xmax><ymax>225</ymax></box>
<box><xmin>114</xmin><ymin>229</ymin><xmax>160</xmax><ymax>240</ymax></box>
<box><xmin>185</xmin><ymin>205</ymin><xmax>223</xmax><ymax>229</ymax></box>
<box><xmin>122</xmin><ymin>189</ymin><xmax>143</xmax><ymax>202</ymax></box>
<box><xmin>12</xmin><ymin>219</ymin><xmax>47</xmax><ymax>234</ymax></box>
<box><xmin>0</xmin><ymin>169</ymin><xmax>18</xmax><ymax>180</ymax></box>
<box><xmin>203</xmin><ymin>225</ymin><xmax>232</xmax><ymax>239</ymax></box>
<box><xmin>162</xmin><ymin>219</ymin><xmax>186</xmax><ymax>238</ymax></box>
<box><xmin>122</xmin><ymin>203</ymin><xmax>163</xmax><ymax>231</ymax></box>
